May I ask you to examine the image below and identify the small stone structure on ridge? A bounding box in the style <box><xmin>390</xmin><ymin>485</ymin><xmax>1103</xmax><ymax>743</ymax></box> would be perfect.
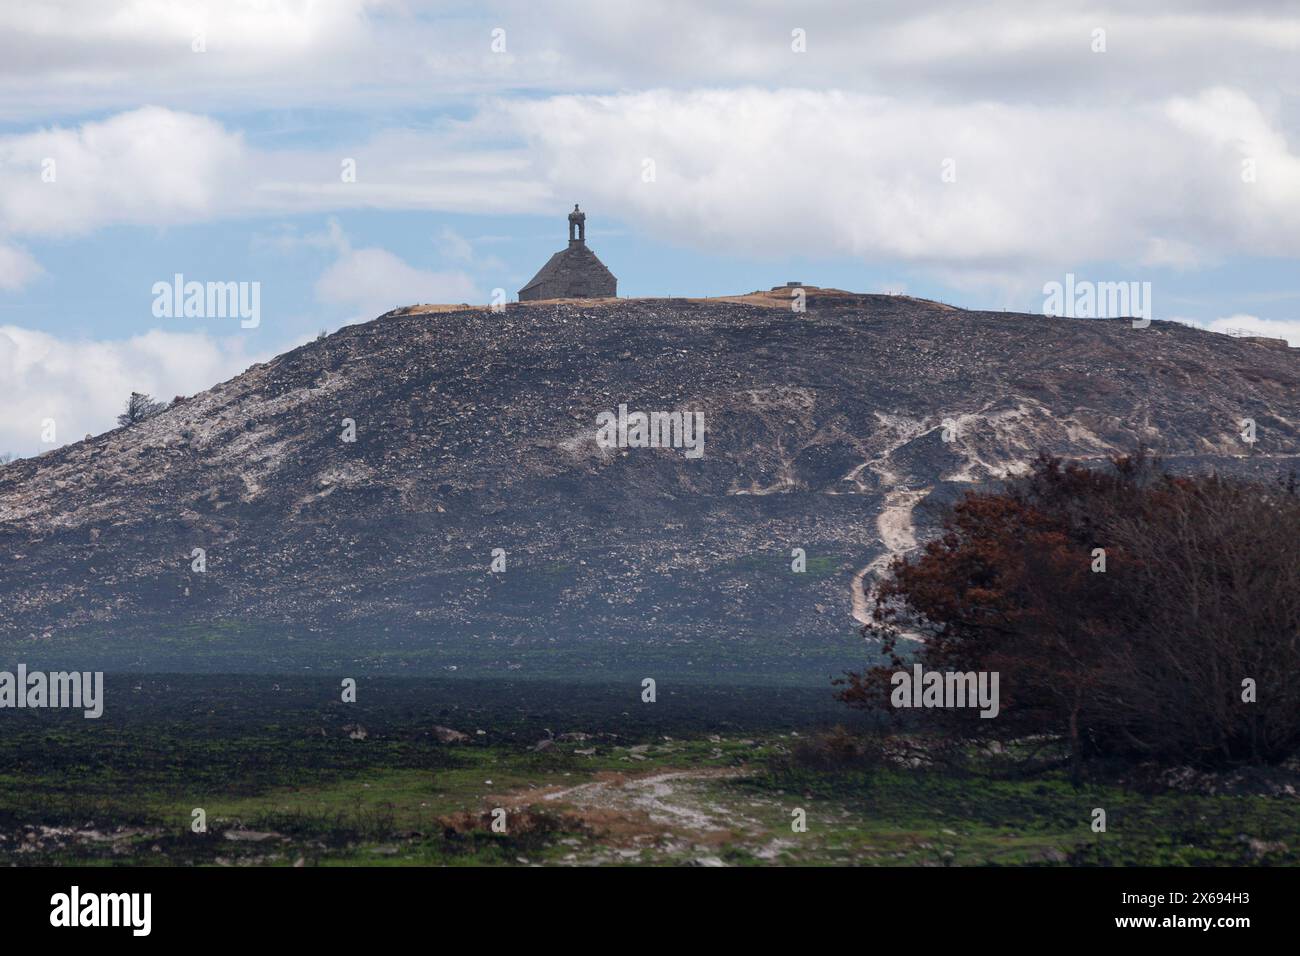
<box><xmin>517</xmin><ymin>204</ymin><xmax>617</xmax><ymax>301</ymax></box>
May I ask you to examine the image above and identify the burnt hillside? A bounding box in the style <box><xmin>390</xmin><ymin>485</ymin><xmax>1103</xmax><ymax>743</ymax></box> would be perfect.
<box><xmin>1</xmin><ymin>289</ymin><xmax>1296</xmax><ymax>678</ymax></box>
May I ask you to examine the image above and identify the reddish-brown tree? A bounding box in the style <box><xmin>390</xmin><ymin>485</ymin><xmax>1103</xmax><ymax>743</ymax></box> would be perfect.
<box><xmin>839</xmin><ymin>454</ymin><xmax>1300</xmax><ymax>771</ymax></box>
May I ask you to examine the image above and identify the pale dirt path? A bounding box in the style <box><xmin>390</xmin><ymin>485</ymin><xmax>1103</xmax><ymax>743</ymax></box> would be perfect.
<box><xmin>839</xmin><ymin>415</ymin><xmax>932</xmax><ymax>638</ymax></box>
<box><xmin>850</xmin><ymin>487</ymin><xmax>928</xmax><ymax>631</ymax></box>
<box><xmin>542</xmin><ymin>769</ymin><xmax>748</xmax><ymax>830</ymax></box>
<box><xmin>496</xmin><ymin>767</ymin><xmax>785</xmax><ymax>863</ymax></box>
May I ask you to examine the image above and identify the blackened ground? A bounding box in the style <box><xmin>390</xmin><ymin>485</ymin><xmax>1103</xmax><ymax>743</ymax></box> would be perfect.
<box><xmin>1</xmin><ymin>290</ymin><xmax>1296</xmax><ymax>678</ymax></box>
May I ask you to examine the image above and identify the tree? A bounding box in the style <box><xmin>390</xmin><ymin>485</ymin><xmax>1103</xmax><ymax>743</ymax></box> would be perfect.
<box><xmin>838</xmin><ymin>454</ymin><xmax>1300</xmax><ymax>771</ymax></box>
<box><xmin>117</xmin><ymin>392</ymin><xmax>166</xmax><ymax>428</ymax></box>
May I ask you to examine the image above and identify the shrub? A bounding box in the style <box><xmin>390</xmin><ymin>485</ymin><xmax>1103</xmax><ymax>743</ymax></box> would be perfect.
<box><xmin>116</xmin><ymin>392</ymin><xmax>167</xmax><ymax>428</ymax></box>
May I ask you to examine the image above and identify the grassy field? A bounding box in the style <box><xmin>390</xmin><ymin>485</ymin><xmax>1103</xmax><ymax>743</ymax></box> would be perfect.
<box><xmin>1</xmin><ymin>676</ymin><xmax>1296</xmax><ymax>866</ymax></box>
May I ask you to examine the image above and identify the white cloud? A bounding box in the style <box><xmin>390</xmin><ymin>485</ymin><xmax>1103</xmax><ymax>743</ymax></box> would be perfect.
<box><xmin>1</xmin><ymin>2</ymin><xmax>1297</xmax><ymax>120</ymax></box>
<box><xmin>504</xmin><ymin>86</ymin><xmax>1300</xmax><ymax>275</ymax></box>
<box><xmin>432</xmin><ymin>225</ymin><xmax>507</xmax><ymax>274</ymax></box>
<box><xmin>0</xmin><ymin>106</ymin><xmax>247</xmax><ymax>236</ymax></box>
<box><xmin>435</xmin><ymin>226</ymin><xmax>473</xmax><ymax>262</ymax></box>
<box><xmin>0</xmin><ymin>325</ymin><xmax>262</xmax><ymax>456</ymax></box>
<box><xmin>0</xmin><ymin>0</ymin><xmax>381</xmax><ymax>118</ymax></box>
<box><xmin>0</xmin><ymin>242</ymin><xmax>43</xmax><ymax>290</ymax></box>
<box><xmin>1208</xmin><ymin>313</ymin><xmax>1300</xmax><ymax>346</ymax></box>
<box><xmin>313</xmin><ymin>225</ymin><xmax>480</xmax><ymax>321</ymax></box>
<box><xmin>0</xmin><ymin>106</ymin><xmax>548</xmax><ymax>244</ymax></box>
<box><xmin>1139</xmin><ymin>237</ymin><xmax>1206</xmax><ymax>270</ymax></box>
<box><xmin>537</xmin><ymin>1</ymin><xmax>1300</xmax><ymax>104</ymax></box>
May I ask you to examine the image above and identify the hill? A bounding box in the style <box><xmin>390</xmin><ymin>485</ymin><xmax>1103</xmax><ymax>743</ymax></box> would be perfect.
<box><xmin>1</xmin><ymin>289</ymin><xmax>1297</xmax><ymax>679</ymax></box>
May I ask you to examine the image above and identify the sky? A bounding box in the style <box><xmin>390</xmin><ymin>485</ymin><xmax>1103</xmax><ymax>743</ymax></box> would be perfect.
<box><xmin>0</xmin><ymin>0</ymin><xmax>1298</xmax><ymax>456</ymax></box>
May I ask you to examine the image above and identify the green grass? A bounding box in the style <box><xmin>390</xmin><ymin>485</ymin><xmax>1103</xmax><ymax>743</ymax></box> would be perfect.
<box><xmin>739</xmin><ymin>761</ymin><xmax>1300</xmax><ymax>866</ymax></box>
<box><xmin>1</xmin><ymin>676</ymin><xmax>1295</xmax><ymax>866</ymax></box>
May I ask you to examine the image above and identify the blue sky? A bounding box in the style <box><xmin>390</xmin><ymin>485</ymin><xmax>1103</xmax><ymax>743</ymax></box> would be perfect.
<box><xmin>1</xmin><ymin>1</ymin><xmax>1298</xmax><ymax>455</ymax></box>
<box><xmin>14</xmin><ymin>212</ymin><xmax>1300</xmax><ymax>347</ymax></box>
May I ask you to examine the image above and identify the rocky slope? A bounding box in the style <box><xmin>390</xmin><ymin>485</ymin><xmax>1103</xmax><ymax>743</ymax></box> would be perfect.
<box><xmin>1</xmin><ymin>289</ymin><xmax>1297</xmax><ymax>678</ymax></box>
